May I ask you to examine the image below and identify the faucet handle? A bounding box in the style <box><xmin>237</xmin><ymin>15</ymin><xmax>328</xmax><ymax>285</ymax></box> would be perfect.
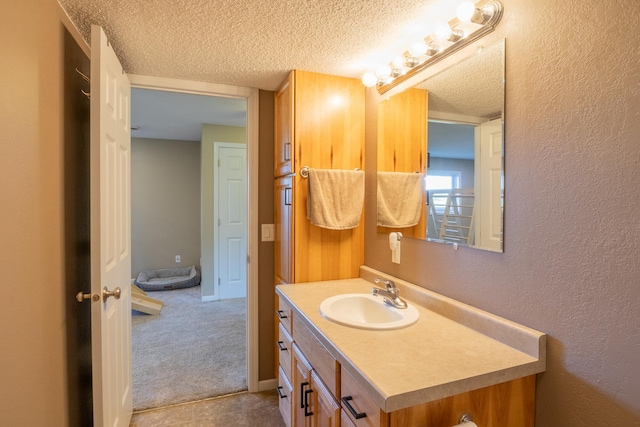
<box><xmin>374</xmin><ymin>278</ymin><xmax>397</xmax><ymax>291</ymax></box>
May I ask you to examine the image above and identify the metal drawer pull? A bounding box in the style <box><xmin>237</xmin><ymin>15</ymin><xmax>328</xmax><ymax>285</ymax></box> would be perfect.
<box><xmin>304</xmin><ymin>389</ymin><xmax>314</xmax><ymax>416</ymax></box>
<box><xmin>276</xmin><ymin>386</ymin><xmax>287</xmax><ymax>399</ymax></box>
<box><xmin>284</xmin><ymin>142</ymin><xmax>291</xmax><ymax>161</ymax></box>
<box><xmin>276</xmin><ymin>310</ymin><xmax>288</xmax><ymax>319</ymax></box>
<box><xmin>300</xmin><ymin>382</ymin><xmax>309</xmax><ymax>408</ymax></box>
<box><xmin>342</xmin><ymin>396</ymin><xmax>367</xmax><ymax>419</ymax></box>
<box><xmin>277</xmin><ymin>341</ymin><xmax>287</xmax><ymax>351</ymax></box>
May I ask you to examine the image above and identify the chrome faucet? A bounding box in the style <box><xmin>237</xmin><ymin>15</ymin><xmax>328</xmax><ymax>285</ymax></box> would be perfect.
<box><xmin>372</xmin><ymin>279</ymin><xmax>408</xmax><ymax>309</ymax></box>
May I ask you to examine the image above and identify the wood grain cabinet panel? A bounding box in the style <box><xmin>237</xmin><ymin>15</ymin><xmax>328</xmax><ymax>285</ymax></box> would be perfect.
<box><xmin>273</xmin><ymin>70</ymin><xmax>365</xmax><ymax>286</ymax></box>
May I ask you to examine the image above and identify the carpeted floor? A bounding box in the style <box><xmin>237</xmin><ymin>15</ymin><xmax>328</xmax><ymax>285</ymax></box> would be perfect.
<box><xmin>132</xmin><ymin>285</ymin><xmax>247</xmax><ymax>411</ymax></box>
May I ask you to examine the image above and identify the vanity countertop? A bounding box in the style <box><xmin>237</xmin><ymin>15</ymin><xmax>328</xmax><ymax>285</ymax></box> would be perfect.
<box><xmin>276</xmin><ymin>266</ymin><xmax>546</xmax><ymax>413</ymax></box>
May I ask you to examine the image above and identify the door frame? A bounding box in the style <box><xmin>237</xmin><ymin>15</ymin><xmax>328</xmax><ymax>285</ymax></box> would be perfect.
<box><xmin>213</xmin><ymin>142</ymin><xmax>247</xmax><ymax>300</ymax></box>
<box><xmin>128</xmin><ymin>74</ymin><xmax>260</xmax><ymax>392</ymax></box>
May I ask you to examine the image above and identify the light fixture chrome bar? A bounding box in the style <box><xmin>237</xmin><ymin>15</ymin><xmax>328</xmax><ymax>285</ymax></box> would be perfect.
<box><xmin>376</xmin><ymin>0</ymin><xmax>503</xmax><ymax>94</ymax></box>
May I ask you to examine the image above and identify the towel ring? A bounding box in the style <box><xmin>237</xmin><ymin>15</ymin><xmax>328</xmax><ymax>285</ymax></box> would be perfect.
<box><xmin>299</xmin><ymin>166</ymin><xmax>362</xmax><ymax>179</ymax></box>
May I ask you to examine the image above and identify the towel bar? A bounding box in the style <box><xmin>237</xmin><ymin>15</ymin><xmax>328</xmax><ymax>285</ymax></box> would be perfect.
<box><xmin>299</xmin><ymin>166</ymin><xmax>361</xmax><ymax>178</ymax></box>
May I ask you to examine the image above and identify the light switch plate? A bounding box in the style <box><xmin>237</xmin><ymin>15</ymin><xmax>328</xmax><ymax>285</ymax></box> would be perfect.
<box><xmin>262</xmin><ymin>224</ymin><xmax>275</xmax><ymax>242</ymax></box>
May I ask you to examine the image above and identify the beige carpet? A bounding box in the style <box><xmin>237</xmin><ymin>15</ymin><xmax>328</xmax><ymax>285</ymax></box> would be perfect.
<box><xmin>131</xmin><ymin>286</ymin><xmax>247</xmax><ymax>411</ymax></box>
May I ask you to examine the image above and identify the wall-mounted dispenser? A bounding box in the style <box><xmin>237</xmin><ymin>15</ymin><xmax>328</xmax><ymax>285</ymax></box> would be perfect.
<box><xmin>389</xmin><ymin>232</ymin><xmax>402</xmax><ymax>264</ymax></box>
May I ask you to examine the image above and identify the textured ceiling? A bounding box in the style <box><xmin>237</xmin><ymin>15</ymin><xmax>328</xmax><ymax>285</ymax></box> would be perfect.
<box><xmin>60</xmin><ymin>0</ymin><xmax>500</xmax><ymax>140</ymax></box>
<box><xmin>58</xmin><ymin>0</ymin><xmax>459</xmax><ymax>91</ymax></box>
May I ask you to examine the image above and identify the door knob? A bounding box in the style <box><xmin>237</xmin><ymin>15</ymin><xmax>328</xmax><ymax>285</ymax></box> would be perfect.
<box><xmin>76</xmin><ymin>292</ymin><xmax>99</xmax><ymax>303</ymax></box>
<box><xmin>102</xmin><ymin>286</ymin><xmax>121</xmax><ymax>301</ymax></box>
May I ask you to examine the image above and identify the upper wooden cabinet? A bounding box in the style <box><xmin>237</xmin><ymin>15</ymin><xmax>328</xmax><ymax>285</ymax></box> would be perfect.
<box><xmin>275</xmin><ymin>73</ymin><xmax>294</xmax><ymax>177</ymax></box>
<box><xmin>273</xmin><ymin>70</ymin><xmax>365</xmax><ymax>284</ymax></box>
<box><xmin>274</xmin><ymin>70</ymin><xmax>365</xmax><ymax>178</ymax></box>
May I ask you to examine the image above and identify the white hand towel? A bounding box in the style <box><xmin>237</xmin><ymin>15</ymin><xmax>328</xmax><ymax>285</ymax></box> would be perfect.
<box><xmin>377</xmin><ymin>172</ymin><xmax>424</xmax><ymax>228</ymax></box>
<box><xmin>306</xmin><ymin>168</ymin><xmax>365</xmax><ymax>230</ymax></box>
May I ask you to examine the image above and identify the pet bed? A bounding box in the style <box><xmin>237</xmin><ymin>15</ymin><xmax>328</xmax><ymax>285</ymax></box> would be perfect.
<box><xmin>134</xmin><ymin>265</ymin><xmax>200</xmax><ymax>292</ymax></box>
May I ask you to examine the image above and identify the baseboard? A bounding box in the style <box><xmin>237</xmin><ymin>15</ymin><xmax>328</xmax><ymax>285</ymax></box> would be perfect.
<box><xmin>201</xmin><ymin>295</ymin><xmax>217</xmax><ymax>302</ymax></box>
<box><xmin>257</xmin><ymin>378</ymin><xmax>277</xmax><ymax>392</ymax></box>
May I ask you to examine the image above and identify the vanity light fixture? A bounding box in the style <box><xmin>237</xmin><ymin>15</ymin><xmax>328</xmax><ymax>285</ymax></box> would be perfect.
<box><xmin>362</xmin><ymin>0</ymin><xmax>503</xmax><ymax>93</ymax></box>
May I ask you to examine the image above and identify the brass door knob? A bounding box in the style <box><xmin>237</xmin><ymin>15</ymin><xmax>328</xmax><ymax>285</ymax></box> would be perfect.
<box><xmin>102</xmin><ymin>286</ymin><xmax>121</xmax><ymax>301</ymax></box>
<box><xmin>76</xmin><ymin>292</ymin><xmax>99</xmax><ymax>303</ymax></box>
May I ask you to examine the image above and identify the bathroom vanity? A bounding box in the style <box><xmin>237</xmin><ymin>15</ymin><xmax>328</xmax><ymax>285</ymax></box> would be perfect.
<box><xmin>275</xmin><ymin>267</ymin><xmax>546</xmax><ymax>427</ymax></box>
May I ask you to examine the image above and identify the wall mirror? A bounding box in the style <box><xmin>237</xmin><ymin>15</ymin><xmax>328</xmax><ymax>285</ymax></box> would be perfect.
<box><xmin>376</xmin><ymin>39</ymin><xmax>504</xmax><ymax>252</ymax></box>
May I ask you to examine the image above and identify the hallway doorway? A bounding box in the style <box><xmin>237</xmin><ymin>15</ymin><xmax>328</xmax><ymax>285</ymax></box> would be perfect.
<box><xmin>131</xmin><ymin>76</ymin><xmax>257</xmax><ymax>410</ymax></box>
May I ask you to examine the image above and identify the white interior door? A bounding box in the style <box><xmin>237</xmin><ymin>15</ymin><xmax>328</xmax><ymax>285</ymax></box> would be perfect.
<box><xmin>215</xmin><ymin>143</ymin><xmax>247</xmax><ymax>299</ymax></box>
<box><xmin>90</xmin><ymin>25</ymin><xmax>132</xmax><ymax>427</ymax></box>
<box><xmin>475</xmin><ymin>118</ymin><xmax>503</xmax><ymax>251</ymax></box>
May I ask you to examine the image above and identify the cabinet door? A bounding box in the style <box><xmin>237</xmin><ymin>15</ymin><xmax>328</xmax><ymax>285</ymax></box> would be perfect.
<box><xmin>292</xmin><ymin>70</ymin><xmax>365</xmax><ymax>283</ymax></box>
<box><xmin>293</xmin><ymin>344</ymin><xmax>313</xmax><ymax>427</ymax></box>
<box><xmin>278</xmin><ymin>366</ymin><xmax>294</xmax><ymax>427</ymax></box>
<box><xmin>274</xmin><ymin>175</ymin><xmax>294</xmax><ymax>285</ymax></box>
<box><xmin>275</xmin><ymin>72</ymin><xmax>294</xmax><ymax>177</ymax></box>
<box><xmin>312</xmin><ymin>371</ymin><xmax>339</xmax><ymax>427</ymax></box>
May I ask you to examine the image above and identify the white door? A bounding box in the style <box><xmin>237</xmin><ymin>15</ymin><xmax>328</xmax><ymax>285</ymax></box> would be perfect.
<box><xmin>475</xmin><ymin>118</ymin><xmax>503</xmax><ymax>251</ymax></box>
<box><xmin>90</xmin><ymin>25</ymin><xmax>132</xmax><ymax>427</ymax></box>
<box><xmin>215</xmin><ymin>143</ymin><xmax>247</xmax><ymax>299</ymax></box>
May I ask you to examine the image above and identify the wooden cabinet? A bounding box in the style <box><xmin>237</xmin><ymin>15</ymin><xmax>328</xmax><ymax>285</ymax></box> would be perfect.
<box><xmin>275</xmin><ymin>175</ymin><xmax>294</xmax><ymax>285</ymax></box>
<box><xmin>377</xmin><ymin>87</ymin><xmax>428</xmax><ymax>239</ymax></box>
<box><xmin>277</xmin><ymin>303</ymin><xmax>341</xmax><ymax>427</ymax></box>
<box><xmin>276</xmin><ymin>294</ymin><xmax>536</xmax><ymax>427</ymax></box>
<box><xmin>312</xmin><ymin>371</ymin><xmax>340</xmax><ymax>427</ymax></box>
<box><xmin>293</xmin><ymin>344</ymin><xmax>314</xmax><ymax>427</ymax></box>
<box><xmin>341</xmin><ymin>364</ymin><xmax>535</xmax><ymax>427</ymax></box>
<box><xmin>341</xmin><ymin>368</ymin><xmax>384</xmax><ymax>427</ymax></box>
<box><xmin>273</xmin><ymin>70</ymin><xmax>365</xmax><ymax>286</ymax></box>
<box><xmin>275</xmin><ymin>72</ymin><xmax>294</xmax><ymax>177</ymax></box>
<box><xmin>278</xmin><ymin>366</ymin><xmax>294</xmax><ymax>427</ymax></box>
<box><xmin>387</xmin><ymin>375</ymin><xmax>536</xmax><ymax>427</ymax></box>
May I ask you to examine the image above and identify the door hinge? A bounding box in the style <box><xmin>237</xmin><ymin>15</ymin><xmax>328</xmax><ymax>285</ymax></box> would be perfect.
<box><xmin>218</xmin><ymin>159</ymin><xmax>221</xmax><ymax>167</ymax></box>
<box><xmin>247</xmin><ymin>255</ymin><xmax>250</xmax><ymax>264</ymax></box>
<box><xmin>218</xmin><ymin>278</ymin><xmax>221</xmax><ymax>285</ymax></box>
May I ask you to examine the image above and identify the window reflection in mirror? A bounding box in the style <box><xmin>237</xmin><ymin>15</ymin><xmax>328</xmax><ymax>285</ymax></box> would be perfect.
<box><xmin>376</xmin><ymin>39</ymin><xmax>505</xmax><ymax>252</ymax></box>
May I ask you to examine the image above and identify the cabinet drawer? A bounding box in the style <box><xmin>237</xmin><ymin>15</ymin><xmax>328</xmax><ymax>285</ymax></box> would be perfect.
<box><xmin>277</xmin><ymin>322</ymin><xmax>293</xmax><ymax>381</ymax></box>
<box><xmin>277</xmin><ymin>297</ymin><xmax>293</xmax><ymax>335</ymax></box>
<box><xmin>277</xmin><ymin>366</ymin><xmax>293</xmax><ymax>427</ymax></box>
<box><xmin>341</xmin><ymin>367</ymin><xmax>384</xmax><ymax>427</ymax></box>
<box><xmin>341</xmin><ymin>409</ymin><xmax>358</xmax><ymax>427</ymax></box>
<box><xmin>293</xmin><ymin>316</ymin><xmax>340</xmax><ymax>398</ymax></box>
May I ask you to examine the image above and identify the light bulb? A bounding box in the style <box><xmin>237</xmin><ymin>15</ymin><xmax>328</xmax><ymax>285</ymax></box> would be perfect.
<box><xmin>361</xmin><ymin>72</ymin><xmax>377</xmax><ymax>88</ymax></box>
<box><xmin>408</xmin><ymin>40</ymin><xmax>427</xmax><ymax>57</ymax></box>
<box><xmin>435</xmin><ymin>24</ymin><xmax>452</xmax><ymax>42</ymax></box>
<box><xmin>375</xmin><ymin>65</ymin><xmax>392</xmax><ymax>79</ymax></box>
<box><xmin>392</xmin><ymin>56</ymin><xmax>405</xmax><ymax>68</ymax></box>
<box><xmin>457</xmin><ymin>1</ymin><xmax>476</xmax><ymax>22</ymax></box>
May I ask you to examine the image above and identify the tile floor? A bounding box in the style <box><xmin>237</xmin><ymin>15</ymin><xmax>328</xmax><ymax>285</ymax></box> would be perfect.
<box><xmin>130</xmin><ymin>390</ymin><xmax>286</xmax><ymax>427</ymax></box>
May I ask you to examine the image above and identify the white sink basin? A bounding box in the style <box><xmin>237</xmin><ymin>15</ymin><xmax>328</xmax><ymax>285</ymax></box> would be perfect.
<box><xmin>319</xmin><ymin>293</ymin><xmax>420</xmax><ymax>330</ymax></box>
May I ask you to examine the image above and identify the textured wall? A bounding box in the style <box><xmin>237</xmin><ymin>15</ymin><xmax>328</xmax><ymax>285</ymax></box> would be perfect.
<box><xmin>258</xmin><ymin>90</ymin><xmax>276</xmax><ymax>381</ymax></box>
<box><xmin>365</xmin><ymin>0</ymin><xmax>640</xmax><ymax>425</ymax></box>
<box><xmin>131</xmin><ymin>138</ymin><xmax>201</xmax><ymax>276</ymax></box>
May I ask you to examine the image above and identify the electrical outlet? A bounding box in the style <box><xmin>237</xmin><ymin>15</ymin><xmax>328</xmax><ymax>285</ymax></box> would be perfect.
<box><xmin>175</xmin><ymin>255</ymin><xmax>181</xmax><ymax>263</ymax></box>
